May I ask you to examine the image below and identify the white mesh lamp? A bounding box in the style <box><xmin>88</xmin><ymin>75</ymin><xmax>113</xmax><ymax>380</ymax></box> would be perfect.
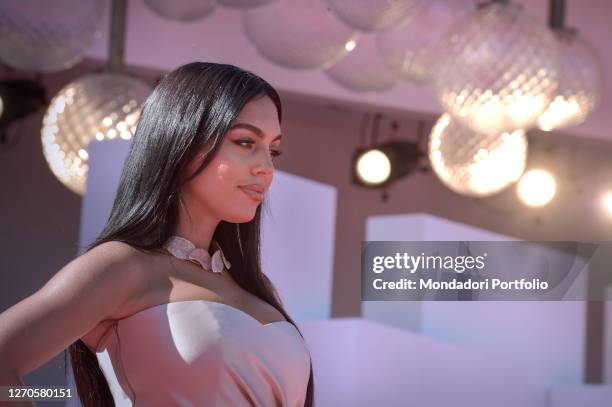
<box><xmin>428</xmin><ymin>113</ymin><xmax>528</xmax><ymax>197</ymax></box>
<box><xmin>242</xmin><ymin>0</ymin><xmax>358</xmax><ymax>69</ymax></box>
<box><xmin>325</xmin><ymin>33</ymin><xmax>399</xmax><ymax>92</ymax></box>
<box><xmin>0</xmin><ymin>0</ymin><xmax>103</xmax><ymax>73</ymax></box>
<box><xmin>327</xmin><ymin>0</ymin><xmax>421</xmax><ymax>33</ymax></box>
<box><xmin>433</xmin><ymin>0</ymin><xmax>561</xmax><ymax>135</ymax></box>
<box><xmin>218</xmin><ymin>0</ymin><xmax>274</xmax><ymax>8</ymax></box>
<box><xmin>537</xmin><ymin>0</ymin><xmax>604</xmax><ymax>131</ymax></box>
<box><xmin>375</xmin><ymin>0</ymin><xmax>475</xmax><ymax>85</ymax></box>
<box><xmin>143</xmin><ymin>0</ymin><xmax>216</xmax><ymax>22</ymax></box>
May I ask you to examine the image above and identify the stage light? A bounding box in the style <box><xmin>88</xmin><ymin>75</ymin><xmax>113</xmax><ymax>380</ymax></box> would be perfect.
<box><xmin>355</xmin><ymin>149</ymin><xmax>391</xmax><ymax>185</ymax></box>
<box><xmin>517</xmin><ymin>169</ymin><xmax>556</xmax><ymax>207</ymax></box>
<box><xmin>0</xmin><ymin>79</ymin><xmax>46</xmax><ymax>128</ymax></box>
<box><xmin>601</xmin><ymin>191</ymin><xmax>612</xmax><ymax>218</ymax></box>
<box><xmin>352</xmin><ymin>140</ymin><xmax>421</xmax><ymax>188</ymax></box>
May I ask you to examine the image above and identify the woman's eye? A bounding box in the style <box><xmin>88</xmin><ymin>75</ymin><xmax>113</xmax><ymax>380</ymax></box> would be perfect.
<box><xmin>235</xmin><ymin>140</ymin><xmax>254</xmax><ymax>148</ymax></box>
<box><xmin>235</xmin><ymin>140</ymin><xmax>283</xmax><ymax>158</ymax></box>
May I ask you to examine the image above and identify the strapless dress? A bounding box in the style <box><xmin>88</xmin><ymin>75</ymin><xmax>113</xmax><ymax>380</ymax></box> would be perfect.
<box><xmin>94</xmin><ymin>299</ymin><xmax>311</xmax><ymax>406</ymax></box>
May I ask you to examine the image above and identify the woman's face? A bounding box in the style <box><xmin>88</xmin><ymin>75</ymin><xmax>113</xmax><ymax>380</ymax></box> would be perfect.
<box><xmin>181</xmin><ymin>95</ymin><xmax>282</xmax><ymax>224</ymax></box>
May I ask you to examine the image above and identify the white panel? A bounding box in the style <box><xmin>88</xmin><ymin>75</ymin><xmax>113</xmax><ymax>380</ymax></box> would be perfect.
<box><xmin>262</xmin><ymin>171</ymin><xmax>336</xmax><ymax>321</ymax></box>
<box><xmin>363</xmin><ymin>213</ymin><xmax>513</xmax><ymax>333</ymax></box>
<box><xmin>300</xmin><ymin>318</ymin><xmax>545</xmax><ymax>407</ymax></box>
<box><xmin>363</xmin><ymin>213</ymin><xmax>586</xmax><ymax>386</ymax></box>
<box><xmin>548</xmin><ymin>386</ymin><xmax>612</xmax><ymax>407</ymax></box>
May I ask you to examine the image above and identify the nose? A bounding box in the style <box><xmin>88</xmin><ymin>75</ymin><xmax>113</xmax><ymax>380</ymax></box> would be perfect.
<box><xmin>251</xmin><ymin>149</ymin><xmax>274</xmax><ymax>177</ymax></box>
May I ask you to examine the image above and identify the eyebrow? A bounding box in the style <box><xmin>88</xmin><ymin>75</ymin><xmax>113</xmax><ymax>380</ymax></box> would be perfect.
<box><xmin>229</xmin><ymin>122</ymin><xmax>282</xmax><ymax>142</ymax></box>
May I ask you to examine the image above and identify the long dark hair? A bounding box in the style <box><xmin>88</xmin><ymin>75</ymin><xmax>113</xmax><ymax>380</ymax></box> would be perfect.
<box><xmin>66</xmin><ymin>62</ymin><xmax>314</xmax><ymax>406</ymax></box>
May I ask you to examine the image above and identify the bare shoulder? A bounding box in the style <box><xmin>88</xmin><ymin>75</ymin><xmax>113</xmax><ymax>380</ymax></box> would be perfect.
<box><xmin>0</xmin><ymin>241</ymin><xmax>158</xmax><ymax>375</ymax></box>
<box><xmin>42</xmin><ymin>240</ymin><xmax>151</xmax><ymax>297</ymax></box>
<box><xmin>72</xmin><ymin>241</ymin><xmax>161</xmax><ymax>350</ymax></box>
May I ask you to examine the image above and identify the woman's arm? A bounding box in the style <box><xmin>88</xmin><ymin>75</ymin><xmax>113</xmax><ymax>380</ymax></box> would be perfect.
<box><xmin>0</xmin><ymin>241</ymin><xmax>149</xmax><ymax>381</ymax></box>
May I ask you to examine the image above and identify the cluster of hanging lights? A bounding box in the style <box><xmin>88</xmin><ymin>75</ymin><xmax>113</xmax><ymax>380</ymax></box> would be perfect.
<box><xmin>0</xmin><ymin>0</ymin><xmax>604</xmax><ymax>206</ymax></box>
<box><xmin>425</xmin><ymin>0</ymin><xmax>602</xmax><ymax>203</ymax></box>
<box><xmin>348</xmin><ymin>0</ymin><xmax>602</xmax><ymax>206</ymax></box>
<box><xmin>303</xmin><ymin>0</ymin><xmax>601</xmax><ymax>207</ymax></box>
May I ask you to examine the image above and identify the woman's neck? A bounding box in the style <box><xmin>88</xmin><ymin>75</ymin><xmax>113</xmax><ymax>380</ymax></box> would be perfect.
<box><xmin>173</xmin><ymin>202</ymin><xmax>219</xmax><ymax>250</ymax></box>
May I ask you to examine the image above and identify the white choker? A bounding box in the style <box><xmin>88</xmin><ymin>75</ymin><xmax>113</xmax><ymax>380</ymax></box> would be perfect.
<box><xmin>163</xmin><ymin>235</ymin><xmax>231</xmax><ymax>274</ymax></box>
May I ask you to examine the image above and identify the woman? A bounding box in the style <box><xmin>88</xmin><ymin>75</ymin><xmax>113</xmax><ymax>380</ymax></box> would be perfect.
<box><xmin>0</xmin><ymin>62</ymin><xmax>314</xmax><ymax>406</ymax></box>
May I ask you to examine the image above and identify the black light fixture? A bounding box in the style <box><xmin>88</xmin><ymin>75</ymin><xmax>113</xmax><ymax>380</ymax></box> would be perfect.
<box><xmin>351</xmin><ymin>113</ymin><xmax>424</xmax><ymax>189</ymax></box>
<box><xmin>0</xmin><ymin>78</ymin><xmax>46</xmax><ymax>128</ymax></box>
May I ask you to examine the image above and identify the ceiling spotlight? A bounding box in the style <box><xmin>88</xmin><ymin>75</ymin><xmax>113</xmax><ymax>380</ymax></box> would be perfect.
<box><xmin>352</xmin><ymin>140</ymin><xmax>421</xmax><ymax>188</ymax></box>
<box><xmin>355</xmin><ymin>148</ymin><xmax>391</xmax><ymax>184</ymax></box>
<box><xmin>517</xmin><ymin>169</ymin><xmax>557</xmax><ymax>207</ymax></box>
<box><xmin>0</xmin><ymin>79</ymin><xmax>46</xmax><ymax>128</ymax></box>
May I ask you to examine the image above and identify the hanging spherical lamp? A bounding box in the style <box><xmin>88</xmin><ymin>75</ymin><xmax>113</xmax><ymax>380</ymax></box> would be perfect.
<box><xmin>41</xmin><ymin>73</ymin><xmax>151</xmax><ymax>195</ymax></box>
<box><xmin>218</xmin><ymin>0</ymin><xmax>274</xmax><ymax>8</ymax></box>
<box><xmin>143</xmin><ymin>0</ymin><xmax>216</xmax><ymax>22</ymax></box>
<box><xmin>325</xmin><ymin>34</ymin><xmax>399</xmax><ymax>92</ymax></box>
<box><xmin>0</xmin><ymin>0</ymin><xmax>103</xmax><ymax>73</ymax></box>
<box><xmin>428</xmin><ymin>113</ymin><xmax>528</xmax><ymax>197</ymax></box>
<box><xmin>242</xmin><ymin>0</ymin><xmax>357</xmax><ymax>69</ymax></box>
<box><xmin>434</xmin><ymin>2</ymin><xmax>560</xmax><ymax>135</ymax></box>
<box><xmin>376</xmin><ymin>0</ymin><xmax>475</xmax><ymax>85</ymax></box>
<box><xmin>537</xmin><ymin>30</ymin><xmax>604</xmax><ymax>131</ymax></box>
<box><xmin>327</xmin><ymin>0</ymin><xmax>421</xmax><ymax>32</ymax></box>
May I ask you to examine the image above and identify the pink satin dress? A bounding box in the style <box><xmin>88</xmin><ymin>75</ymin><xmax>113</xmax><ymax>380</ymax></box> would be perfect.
<box><xmin>94</xmin><ymin>299</ymin><xmax>311</xmax><ymax>406</ymax></box>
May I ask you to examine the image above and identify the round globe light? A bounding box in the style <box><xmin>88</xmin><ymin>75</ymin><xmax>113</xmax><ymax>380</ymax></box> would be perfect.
<box><xmin>516</xmin><ymin>169</ymin><xmax>557</xmax><ymax>207</ymax></box>
<box><xmin>376</xmin><ymin>0</ymin><xmax>474</xmax><ymax>85</ymax></box>
<box><xmin>143</xmin><ymin>0</ymin><xmax>216</xmax><ymax>22</ymax></box>
<box><xmin>41</xmin><ymin>73</ymin><xmax>150</xmax><ymax>195</ymax></box>
<box><xmin>242</xmin><ymin>0</ymin><xmax>357</xmax><ymax>69</ymax></box>
<box><xmin>327</xmin><ymin>0</ymin><xmax>420</xmax><ymax>32</ymax></box>
<box><xmin>428</xmin><ymin>113</ymin><xmax>528</xmax><ymax>197</ymax></box>
<box><xmin>0</xmin><ymin>0</ymin><xmax>103</xmax><ymax>73</ymax></box>
<box><xmin>434</xmin><ymin>2</ymin><xmax>560</xmax><ymax>135</ymax></box>
<box><xmin>325</xmin><ymin>34</ymin><xmax>399</xmax><ymax>92</ymax></box>
<box><xmin>218</xmin><ymin>0</ymin><xmax>274</xmax><ymax>8</ymax></box>
<box><xmin>537</xmin><ymin>30</ymin><xmax>604</xmax><ymax>131</ymax></box>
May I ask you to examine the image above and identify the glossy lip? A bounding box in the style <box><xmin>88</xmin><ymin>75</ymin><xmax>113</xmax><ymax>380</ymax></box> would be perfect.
<box><xmin>238</xmin><ymin>186</ymin><xmax>264</xmax><ymax>202</ymax></box>
<box><xmin>240</xmin><ymin>184</ymin><xmax>265</xmax><ymax>193</ymax></box>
